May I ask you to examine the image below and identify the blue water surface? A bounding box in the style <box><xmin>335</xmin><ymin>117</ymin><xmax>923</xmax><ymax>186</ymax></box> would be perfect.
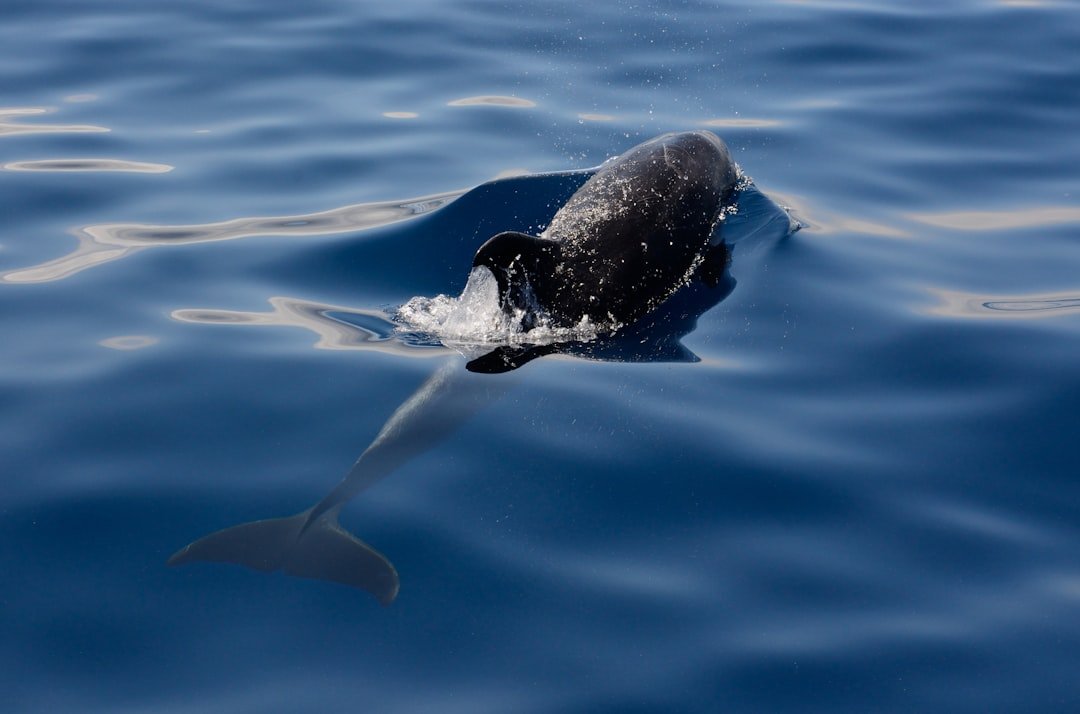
<box><xmin>2</xmin><ymin>1</ymin><xmax>1079</xmax><ymax>712</ymax></box>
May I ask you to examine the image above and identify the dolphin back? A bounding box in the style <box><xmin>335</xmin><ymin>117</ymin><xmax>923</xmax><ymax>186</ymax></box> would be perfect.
<box><xmin>473</xmin><ymin>131</ymin><xmax>738</xmax><ymax>329</ymax></box>
<box><xmin>168</xmin><ymin>509</ymin><xmax>400</xmax><ymax>604</ymax></box>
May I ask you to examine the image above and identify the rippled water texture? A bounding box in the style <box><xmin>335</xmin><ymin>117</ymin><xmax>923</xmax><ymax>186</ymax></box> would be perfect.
<box><xmin>2</xmin><ymin>1</ymin><xmax>1079</xmax><ymax>712</ymax></box>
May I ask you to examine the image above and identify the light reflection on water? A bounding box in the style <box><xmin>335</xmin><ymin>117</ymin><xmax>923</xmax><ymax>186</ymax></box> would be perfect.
<box><xmin>906</xmin><ymin>206</ymin><xmax>1080</xmax><ymax>232</ymax></box>
<box><xmin>766</xmin><ymin>189</ymin><xmax>911</xmax><ymax>239</ymax></box>
<box><xmin>2</xmin><ymin>159</ymin><xmax>174</xmax><ymax>173</ymax></box>
<box><xmin>98</xmin><ymin>335</ymin><xmax>159</xmax><ymax>350</ymax></box>
<box><xmin>761</xmin><ymin>195</ymin><xmax>1080</xmax><ymax>242</ymax></box>
<box><xmin>447</xmin><ymin>95</ymin><xmax>538</xmax><ymax>107</ymax></box>
<box><xmin>0</xmin><ymin>107</ymin><xmax>109</xmax><ymax>137</ymax></box>
<box><xmin>1</xmin><ymin>190</ymin><xmax>463</xmax><ymax>284</ymax></box>
<box><xmin>172</xmin><ymin>297</ymin><xmax>445</xmax><ymax>357</ymax></box>
<box><xmin>926</xmin><ymin>288</ymin><xmax>1080</xmax><ymax>320</ymax></box>
<box><xmin>702</xmin><ymin>117</ymin><xmax>784</xmax><ymax>128</ymax></box>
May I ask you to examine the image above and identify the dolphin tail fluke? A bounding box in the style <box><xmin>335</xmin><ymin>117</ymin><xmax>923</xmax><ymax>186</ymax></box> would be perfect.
<box><xmin>168</xmin><ymin>509</ymin><xmax>400</xmax><ymax>605</ymax></box>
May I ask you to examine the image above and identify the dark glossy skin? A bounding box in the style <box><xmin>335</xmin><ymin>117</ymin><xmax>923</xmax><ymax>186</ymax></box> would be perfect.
<box><xmin>473</xmin><ymin>130</ymin><xmax>738</xmax><ymax>329</ymax></box>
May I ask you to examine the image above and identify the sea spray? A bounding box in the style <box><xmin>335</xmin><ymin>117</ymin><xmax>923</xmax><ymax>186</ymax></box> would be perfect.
<box><xmin>396</xmin><ymin>267</ymin><xmax>607</xmax><ymax>351</ymax></box>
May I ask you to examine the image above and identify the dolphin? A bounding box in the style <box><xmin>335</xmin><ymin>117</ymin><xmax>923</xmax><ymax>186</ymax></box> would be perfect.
<box><xmin>472</xmin><ymin>130</ymin><xmax>738</xmax><ymax>334</ymax></box>
<box><xmin>169</xmin><ymin>131</ymin><xmax>744</xmax><ymax>602</ymax></box>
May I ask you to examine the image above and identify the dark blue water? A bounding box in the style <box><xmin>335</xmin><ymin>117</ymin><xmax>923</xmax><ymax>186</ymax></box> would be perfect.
<box><xmin>3</xmin><ymin>1</ymin><xmax>1079</xmax><ymax>711</ymax></box>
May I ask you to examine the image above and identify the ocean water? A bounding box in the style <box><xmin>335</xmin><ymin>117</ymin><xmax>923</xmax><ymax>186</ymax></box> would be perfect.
<box><xmin>2</xmin><ymin>0</ymin><xmax>1079</xmax><ymax>711</ymax></box>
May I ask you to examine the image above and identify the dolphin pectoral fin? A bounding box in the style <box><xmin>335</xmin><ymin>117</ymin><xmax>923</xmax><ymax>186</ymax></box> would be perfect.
<box><xmin>168</xmin><ymin>510</ymin><xmax>400</xmax><ymax>605</ymax></box>
<box><xmin>466</xmin><ymin>343</ymin><xmax>559</xmax><ymax>373</ymax></box>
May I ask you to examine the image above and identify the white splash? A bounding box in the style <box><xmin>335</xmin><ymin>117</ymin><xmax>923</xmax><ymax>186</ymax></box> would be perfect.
<box><xmin>396</xmin><ymin>267</ymin><xmax>603</xmax><ymax>349</ymax></box>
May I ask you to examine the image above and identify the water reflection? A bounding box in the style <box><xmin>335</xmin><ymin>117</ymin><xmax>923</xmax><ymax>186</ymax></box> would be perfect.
<box><xmin>173</xmin><ymin>298</ymin><xmax>445</xmax><ymax>358</ymax></box>
<box><xmin>0</xmin><ymin>107</ymin><xmax>109</xmax><ymax>137</ymax></box>
<box><xmin>1</xmin><ymin>190</ymin><xmax>463</xmax><ymax>284</ymax></box>
<box><xmin>3</xmin><ymin>159</ymin><xmax>173</xmax><ymax>173</ymax></box>
<box><xmin>773</xmin><ymin>200</ymin><xmax>1080</xmax><ymax>240</ymax></box>
<box><xmin>99</xmin><ymin>335</ymin><xmax>159</xmax><ymax>350</ymax></box>
<box><xmin>771</xmin><ymin>189</ymin><xmax>910</xmax><ymax>238</ymax></box>
<box><xmin>787</xmin><ymin>98</ymin><xmax>844</xmax><ymax>110</ymax></box>
<box><xmin>927</xmin><ymin>288</ymin><xmax>1080</xmax><ymax>320</ymax></box>
<box><xmin>907</xmin><ymin>206</ymin><xmax>1080</xmax><ymax>232</ymax></box>
<box><xmin>447</xmin><ymin>95</ymin><xmax>537</xmax><ymax>107</ymax></box>
<box><xmin>702</xmin><ymin>117</ymin><xmax>783</xmax><ymax>128</ymax></box>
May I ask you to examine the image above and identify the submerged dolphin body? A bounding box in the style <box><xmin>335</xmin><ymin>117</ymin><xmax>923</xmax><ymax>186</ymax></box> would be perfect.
<box><xmin>169</xmin><ymin>361</ymin><xmax>509</xmax><ymax>604</ymax></box>
<box><xmin>169</xmin><ymin>131</ymin><xmax>746</xmax><ymax>602</ymax></box>
<box><xmin>472</xmin><ymin>130</ymin><xmax>738</xmax><ymax>334</ymax></box>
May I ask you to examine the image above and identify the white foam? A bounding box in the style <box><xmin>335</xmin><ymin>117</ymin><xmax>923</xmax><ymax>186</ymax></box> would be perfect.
<box><xmin>396</xmin><ymin>267</ymin><xmax>604</xmax><ymax>350</ymax></box>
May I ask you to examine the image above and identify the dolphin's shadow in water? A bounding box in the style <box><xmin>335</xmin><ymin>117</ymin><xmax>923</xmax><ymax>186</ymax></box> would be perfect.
<box><xmin>170</xmin><ymin>159</ymin><xmax>795</xmax><ymax>604</ymax></box>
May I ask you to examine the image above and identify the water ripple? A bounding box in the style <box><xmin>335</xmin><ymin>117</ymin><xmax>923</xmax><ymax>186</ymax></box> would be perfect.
<box><xmin>1</xmin><ymin>190</ymin><xmax>463</xmax><ymax>284</ymax></box>
<box><xmin>98</xmin><ymin>336</ymin><xmax>159</xmax><ymax>350</ymax></box>
<box><xmin>904</xmin><ymin>497</ymin><xmax>1053</xmax><ymax>546</ymax></box>
<box><xmin>447</xmin><ymin>95</ymin><xmax>537</xmax><ymax>107</ymax></box>
<box><xmin>926</xmin><ymin>288</ymin><xmax>1080</xmax><ymax>320</ymax></box>
<box><xmin>3</xmin><ymin>159</ymin><xmax>173</xmax><ymax>173</ymax></box>
<box><xmin>702</xmin><ymin>117</ymin><xmax>784</xmax><ymax>128</ymax></box>
<box><xmin>907</xmin><ymin>206</ymin><xmax>1080</xmax><ymax>231</ymax></box>
<box><xmin>0</xmin><ymin>107</ymin><xmax>109</xmax><ymax>137</ymax></box>
<box><xmin>172</xmin><ymin>297</ymin><xmax>444</xmax><ymax>357</ymax></box>
<box><xmin>768</xmin><ymin>189</ymin><xmax>910</xmax><ymax>238</ymax></box>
